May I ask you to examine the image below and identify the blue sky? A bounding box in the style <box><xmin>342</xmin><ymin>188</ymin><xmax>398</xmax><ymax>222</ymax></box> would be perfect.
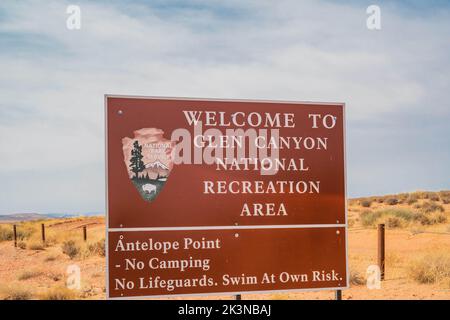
<box><xmin>0</xmin><ymin>0</ymin><xmax>449</xmax><ymax>214</ymax></box>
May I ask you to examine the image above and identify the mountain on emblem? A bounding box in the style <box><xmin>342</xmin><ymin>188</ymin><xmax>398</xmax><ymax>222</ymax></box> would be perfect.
<box><xmin>122</xmin><ymin>128</ymin><xmax>175</xmax><ymax>202</ymax></box>
<box><xmin>145</xmin><ymin>160</ymin><xmax>169</xmax><ymax>170</ymax></box>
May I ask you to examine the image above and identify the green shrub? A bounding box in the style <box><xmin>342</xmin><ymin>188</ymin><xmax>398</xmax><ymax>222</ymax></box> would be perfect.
<box><xmin>360</xmin><ymin>210</ymin><xmax>382</xmax><ymax>227</ymax></box>
<box><xmin>382</xmin><ymin>208</ymin><xmax>419</xmax><ymax>222</ymax></box>
<box><xmin>360</xmin><ymin>208</ymin><xmax>442</xmax><ymax>227</ymax></box>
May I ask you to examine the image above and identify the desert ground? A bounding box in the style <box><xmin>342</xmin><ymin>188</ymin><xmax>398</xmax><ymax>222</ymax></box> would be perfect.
<box><xmin>1</xmin><ymin>191</ymin><xmax>449</xmax><ymax>300</ymax></box>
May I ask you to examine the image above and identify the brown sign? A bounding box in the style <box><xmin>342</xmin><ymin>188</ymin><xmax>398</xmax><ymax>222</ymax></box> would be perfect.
<box><xmin>106</xmin><ymin>96</ymin><xmax>348</xmax><ymax>298</ymax></box>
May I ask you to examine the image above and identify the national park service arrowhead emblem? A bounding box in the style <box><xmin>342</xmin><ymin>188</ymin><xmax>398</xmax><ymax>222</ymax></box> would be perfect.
<box><xmin>122</xmin><ymin>128</ymin><xmax>175</xmax><ymax>202</ymax></box>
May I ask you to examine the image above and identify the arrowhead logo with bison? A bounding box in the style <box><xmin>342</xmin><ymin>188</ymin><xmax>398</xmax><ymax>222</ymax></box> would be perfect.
<box><xmin>122</xmin><ymin>128</ymin><xmax>175</xmax><ymax>202</ymax></box>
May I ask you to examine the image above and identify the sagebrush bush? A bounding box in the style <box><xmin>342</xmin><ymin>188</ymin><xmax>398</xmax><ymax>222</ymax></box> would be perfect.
<box><xmin>360</xmin><ymin>199</ymin><xmax>372</xmax><ymax>208</ymax></box>
<box><xmin>349</xmin><ymin>271</ymin><xmax>365</xmax><ymax>286</ymax></box>
<box><xmin>386</xmin><ymin>198</ymin><xmax>399</xmax><ymax>205</ymax></box>
<box><xmin>62</xmin><ymin>240</ymin><xmax>80</xmax><ymax>259</ymax></box>
<box><xmin>439</xmin><ymin>191</ymin><xmax>450</xmax><ymax>204</ymax></box>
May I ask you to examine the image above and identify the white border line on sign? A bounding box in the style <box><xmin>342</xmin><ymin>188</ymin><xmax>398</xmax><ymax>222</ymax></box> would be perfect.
<box><xmin>104</xmin><ymin>94</ymin><xmax>111</xmax><ymax>301</ymax></box>
<box><xmin>343</xmin><ymin>102</ymin><xmax>350</xmax><ymax>290</ymax></box>
<box><xmin>105</xmin><ymin>94</ymin><xmax>345</xmax><ymax>106</ymax></box>
<box><xmin>109</xmin><ymin>224</ymin><xmax>346</xmax><ymax>232</ymax></box>
<box><xmin>108</xmin><ymin>285</ymin><xmax>349</xmax><ymax>300</ymax></box>
<box><xmin>104</xmin><ymin>95</ymin><xmax>348</xmax><ymax>299</ymax></box>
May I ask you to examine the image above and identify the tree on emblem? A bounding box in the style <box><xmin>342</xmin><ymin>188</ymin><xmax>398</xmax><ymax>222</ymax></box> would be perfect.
<box><xmin>129</xmin><ymin>140</ymin><xmax>145</xmax><ymax>179</ymax></box>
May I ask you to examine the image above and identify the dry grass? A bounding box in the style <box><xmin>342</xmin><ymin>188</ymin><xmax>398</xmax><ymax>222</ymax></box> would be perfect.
<box><xmin>1</xmin><ymin>286</ymin><xmax>33</xmax><ymax>300</ymax></box>
<box><xmin>0</xmin><ymin>225</ymin><xmax>32</xmax><ymax>242</ymax></box>
<box><xmin>39</xmin><ymin>287</ymin><xmax>77</xmax><ymax>300</ymax></box>
<box><xmin>0</xmin><ymin>226</ymin><xmax>13</xmax><ymax>241</ymax></box>
<box><xmin>17</xmin><ymin>241</ymin><xmax>26</xmax><ymax>249</ymax></box>
<box><xmin>44</xmin><ymin>255</ymin><xmax>57</xmax><ymax>262</ymax></box>
<box><xmin>27</xmin><ymin>240</ymin><xmax>45</xmax><ymax>251</ymax></box>
<box><xmin>18</xmin><ymin>270</ymin><xmax>44</xmax><ymax>281</ymax></box>
<box><xmin>409</xmin><ymin>251</ymin><xmax>450</xmax><ymax>285</ymax></box>
<box><xmin>415</xmin><ymin>201</ymin><xmax>445</xmax><ymax>214</ymax></box>
<box><xmin>86</xmin><ymin>239</ymin><xmax>105</xmax><ymax>257</ymax></box>
<box><xmin>439</xmin><ymin>191</ymin><xmax>450</xmax><ymax>204</ymax></box>
<box><xmin>270</xmin><ymin>293</ymin><xmax>290</xmax><ymax>300</ymax></box>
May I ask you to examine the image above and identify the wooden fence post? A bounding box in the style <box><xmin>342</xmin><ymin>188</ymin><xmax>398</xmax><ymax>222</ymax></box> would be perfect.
<box><xmin>378</xmin><ymin>223</ymin><xmax>385</xmax><ymax>280</ymax></box>
<box><xmin>41</xmin><ymin>223</ymin><xmax>46</xmax><ymax>243</ymax></box>
<box><xmin>13</xmin><ymin>224</ymin><xmax>17</xmax><ymax>247</ymax></box>
<box><xmin>83</xmin><ymin>225</ymin><xmax>87</xmax><ymax>241</ymax></box>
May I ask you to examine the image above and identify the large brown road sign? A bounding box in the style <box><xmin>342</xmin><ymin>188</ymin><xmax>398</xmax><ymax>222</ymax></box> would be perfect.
<box><xmin>105</xmin><ymin>96</ymin><xmax>348</xmax><ymax>298</ymax></box>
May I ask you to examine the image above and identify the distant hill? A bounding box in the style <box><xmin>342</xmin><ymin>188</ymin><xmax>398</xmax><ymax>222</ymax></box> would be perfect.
<box><xmin>0</xmin><ymin>212</ymin><xmax>104</xmax><ymax>222</ymax></box>
<box><xmin>0</xmin><ymin>213</ymin><xmax>48</xmax><ymax>222</ymax></box>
